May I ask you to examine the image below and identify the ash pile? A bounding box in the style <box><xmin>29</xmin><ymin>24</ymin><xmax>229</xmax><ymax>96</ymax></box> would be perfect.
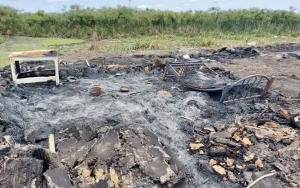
<box><xmin>188</xmin><ymin>104</ymin><xmax>300</xmax><ymax>187</ymax></box>
<box><xmin>0</xmin><ymin>45</ymin><xmax>299</xmax><ymax>188</ymax></box>
<box><xmin>0</xmin><ymin>126</ymin><xmax>184</xmax><ymax>187</ymax></box>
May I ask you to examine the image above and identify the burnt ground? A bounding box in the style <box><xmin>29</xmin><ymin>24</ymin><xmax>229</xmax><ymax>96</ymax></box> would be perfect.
<box><xmin>0</xmin><ymin>43</ymin><xmax>299</xmax><ymax>188</ymax></box>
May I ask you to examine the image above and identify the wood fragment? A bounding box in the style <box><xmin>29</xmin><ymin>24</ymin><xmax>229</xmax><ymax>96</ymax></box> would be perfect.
<box><xmin>180</xmin><ymin>116</ymin><xmax>194</xmax><ymax>122</ymax></box>
<box><xmin>48</xmin><ymin>134</ymin><xmax>56</xmax><ymax>153</ymax></box>
<box><xmin>246</xmin><ymin>172</ymin><xmax>277</xmax><ymax>188</ymax></box>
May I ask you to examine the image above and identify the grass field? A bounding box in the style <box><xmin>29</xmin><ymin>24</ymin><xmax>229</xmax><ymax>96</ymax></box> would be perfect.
<box><xmin>0</xmin><ymin>37</ymin><xmax>84</xmax><ymax>67</ymax></box>
<box><xmin>1</xmin><ymin>34</ymin><xmax>300</xmax><ymax>67</ymax></box>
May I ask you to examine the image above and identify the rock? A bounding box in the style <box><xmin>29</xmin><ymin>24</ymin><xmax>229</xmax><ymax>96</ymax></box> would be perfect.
<box><xmin>236</xmin><ymin>164</ymin><xmax>244</xmax><ymax>171</ymax></box>
<box><xmin>81</xmin><ymin>168</ymin><xmax>92</xmax><ymax>178</ymax></box>
<box><xmin>157</xmin><ymin>90</ymin><xmax>172</xmax><ymax>97</ymax></box>
<box><xmin>209</xmin><ymin>146</ymin><xmax>229</xmax><ymax>156</ymax></box>
<box><xmin>214</xmin><ymin>123</ymin><xmax>225</xmax><ymax>131</ymax></box>
<box><xmin>24</xmin><ymin>128</ymin><xmax>49</xmax><ymax>144</ymax></box>
<box><xmin>119</xmin><ymin>86</ymin><xmax>129</xmax><ymax>92</ymax></box>
<box><xmin>89</xmin><ymin>85</ymin><xmax>103</xmax><ymax>96</ymax></box>
<box><xmin>182</xmin><ymin>54</ymin><xmax>191</xmax><ymax>60</ymax></box>
<box><xmin>212</xmin><ymin>165</ymin><xmax>226</xmax><ymax>176</ymax></box>
<box><xmin>199</xmin><ymin>150</ymin><xmax>205</xmax><ymax>155</ymax></box>
<box><xmin>255</xmin><ymin>159</ymin><xmax>264</xmax><ymax>169</ymax></box>
<box><xmin>209</xmin><ymin>130</ymin><xmax>231</xmax><ymax>140</ymax></box>
<box><xmin>232</xmin><ymin>133</ymin><xmax>241</xmax><ymax>142</ymax></box>
<box><xmin>1</xmin><ymin>158</ymin><xmax>44</xmax><ymax>187</ymax></box>
<box><xmin>210</xmin><ymin>159</ymin><xmax>217</xmax><ymax>166</ymax></box>
<box><xmin>144</xmin><ymin>66</ymin><xmax>150</xmax><ymax>72</ymax></box>
<box><xmin>253</xmin><ymin>125</ymin><xmax>296</xmax><ymax>142</ymax></box>
<box><xmin>57</xmin><ymin>138</ymin><xmax>94</xmax><ymax>167</ymax></box>
<box><xmin>244</xmin><ymin>152</ymin><xmax>255</xmax><ymax>162</ymax></box>
<box><xmin>3</xmin><ymin>135</ymin><xmax>13</xmax><ymax>145</ymax></box>
<box><xmin>241</xmin><ymin>137</ymin><xmax>252</xmax><ymax>148</ymax></box>
<box><xmin>214</xmin><ymin>137</ymin><xmax>241</xmax><ymax>147</ymax></box>
<box><xmin>109</xmin><ymin>168</ymin><xmax>120</xmax><ymax>187</ymax></box>
<box><xmin>188</xmin><ymin>142</ymin><xmax>204</xmax><ymax>151</ymax></box>
<box><xmin>227</xmin><ymin>126</ymin><xmax>238</xmax><ymax>134</ymax></box>
<box><xmin>264</xmin><ymin>121</ymin><xmax>280</xmax><ymax>128</ymax></box>
<box><xmin>227</xmin><ymin>171</ymin><xmax>237</xmax><ymax>182</ymax></box>
<box><xmin>203</xmin><ymin>127</ymin><xmax>216</xmax><ymax>132</ymax></box>
<box><xmin>44</xmin><ymin>168</ymin><xmax>72</xmax><ymax>188</ymax></box>
<box><xmin>226</xmin><ymin>158</ymin><xmax>235</xmax><ymax>167</ymax></box>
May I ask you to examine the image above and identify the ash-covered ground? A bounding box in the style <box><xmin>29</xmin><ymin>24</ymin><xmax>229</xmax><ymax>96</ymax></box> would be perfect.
<box><xmin>0</xmin><ymin>44</ymin><xmax>299</xmax><ymax>188</ymax></box>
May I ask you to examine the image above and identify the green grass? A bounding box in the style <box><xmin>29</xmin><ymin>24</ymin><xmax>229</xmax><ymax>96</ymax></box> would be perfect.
<box><xmin>85</xmin><ymin>33</ymin><xmax>300</xmax><ymax>53</ymax></box>
<box><xmin>0</xmin><ymin>36</ymin><xmax>5</xmax><ymax>44</ymax></box>
<box><xmin>0</xmin><ymin>37</ymin><xmax>84</xmax><ymax>67</ymax></box>
<box><xmin>1</xmin><ymin>33</ymin><xmax>300</xmax><ymax>67</ymax></box>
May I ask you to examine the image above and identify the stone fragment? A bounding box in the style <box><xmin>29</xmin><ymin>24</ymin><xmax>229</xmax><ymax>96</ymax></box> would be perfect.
<box><xmin>232</xmin><ymin>133</ymin><xmax>241</xmax><ymax>142</ymax></box>
<box><xmin>208</xmin><ymin>146</ymin><xmax>229</xmax><ymax>156</ymax></box>
<box><xmin>241</xmin><ymin>137</ymin><xmax>252</xmax><ymax>148</ymax></box>
<box><xmin>44</xmin><ymin>168</ymin><xmax>72</xmax><ymax>188</ymax></box>
<box><xmin>199</xmin><ymin>150</ymin><xmax>205</xmax><ymax>155</ymax></box>
<box><xmin>157</xmin><ymin>90</ymin><xmax>172</xmax><ymax>97</ymax></box>
<box><xmin>58</xmin><ymin>138</ymin><xmax>93</xmax><ymax>167</ymax></box>
<box><xmin>227</xmin><ymin>126</ymin><xmax>238</xmax><ymax>134</ymax></box>
<box><xmin>214</xmin><ymin>137</ymin><xmax>241</xmax><ymax>147</ymax></box>
<box><xmin>255</xmin><ymin>159</ymin><xmax>264</xmax><ymax>169</ymax></box>
<box><xmin>210</xmin><ymin>130</ymin><xmax>232</xmax><ymax>140</ymax></box>
<box><xmin>94</xmin><ymin>168</ymin><xmax>108</xmax><ymax>181</ymax></box>
<box><xmin>226</xmin><ymin>158</ymin><xmax>235</xmax><ymax>167</ymax></box>
<box><xmin>210</xmin><ymin>159</ymin><xmax>217</xmax><ymax>166</ymax></box>
<box><xmin>81</xmin><ymin>168</ymin><xmax>92</xmax><ymax>178</ymax></box>
<box><xmin>144</xmin><ymin>66</ymin><xmax>150</xmax><ymax>72</ymax></box>
<box><xmin>119</xmin><ymin>86</ymin><xmax>129</xmax><ymax>92</ymax></box>
<box><xmin>253</xmin><ymin>125</ymin><xmax>296</xmax><ymax>142</ymax></box>
<box><xmin>121</xmin><ymin>174</ymin><xmax>132</xmax><ymax>188</ymax></box>
<box><xmin>264</xmin><ymin>121</ymin><xmax>280</xmax><ymax>128</ymax></box>
<box><xmin>24</xmin><ymin>128</ymin><xmax>49</xmax><ymax>144</ymax></box>
<box><xmin>203</xmin><ymin>127</ymin><xmax>216</xmax><ymax>132</ymax></box>
<box><xmin>244</xmin><ymin>152</ymin><xmax>255</xmax><ymax>162</ymax></box>
<box><xmin>235</xmin><ymin>164</ymin><xmax>244</xmax><ymax>171</ymax></box>
<box><xmin>212</xmin><ymin>165</ymin><xmax>226</xmax><ymax>176</ymax></box>
<box><xmin>214</xmin><ymin>123</ymin><xmax>225</xmax><ymax>131</ymax></box>
<box><xmin>189</xmin><ymin>143</ymin><xmax>204</xmax><ymax>151</ymax></box>
<box><xmin>227</xmin><ymin>171</ymin><xmax>237</xmax><ymax>182</ymax></box>
<box><xmin>109</xmin><ymin>168</ymin><xmax>120</xmax><ymax>188</ymax></box>
<box><xmin>3</xmin><ymin>135</ymin><xmax>13</xmax><ymax>145</ymax></box>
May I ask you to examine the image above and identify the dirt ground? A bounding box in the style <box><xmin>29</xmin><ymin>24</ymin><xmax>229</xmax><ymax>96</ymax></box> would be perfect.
<box><xmin>0</xmin><ymin>43</ymin><xmax>299</xmax><ymax>188</ymax></box>
<box><xmin>210</xmin><ymin>53</ymin><xmax>300</xmax><ymax>98</ymax></box>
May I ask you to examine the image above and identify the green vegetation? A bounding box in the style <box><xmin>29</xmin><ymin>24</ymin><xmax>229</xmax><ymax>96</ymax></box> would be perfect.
<box><xmin>0</xmin><ymin>36</ymin><xmax>4</xmax><ymax>44</ymax></box>
<box><xmin>1</xmin><ymin>6</ymin><xmax>300</xmax><ymax>39</ymax></box>
<box><xmin>0</xmin><ymin>37</ymin><xmax>83</xmax><ymax>66</ymax></box>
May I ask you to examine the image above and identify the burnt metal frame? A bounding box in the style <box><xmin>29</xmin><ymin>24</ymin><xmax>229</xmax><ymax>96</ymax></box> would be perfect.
<box><xmin>220</xmin><ymin>75</ymin><xmax>274</xmax><ymax>103</ymax></box>
<box><xmin>164</xmin><ymin>62</ymin><xmax>274</xmax><ymax>103</ymax></box>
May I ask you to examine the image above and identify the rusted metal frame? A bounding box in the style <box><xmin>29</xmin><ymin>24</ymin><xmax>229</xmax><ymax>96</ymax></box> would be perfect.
<box><xmin>163</xmin><ymin>62</ymin><xmax>207</xmax><ymax>80</ymax></box>
<box><xmin>220</xmin><ymin>75</ymin><xmax>273</xmax><ymax>103</ymax></box>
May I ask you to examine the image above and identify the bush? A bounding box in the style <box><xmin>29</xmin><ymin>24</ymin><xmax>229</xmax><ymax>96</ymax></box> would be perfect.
<box><xmin>1</xmin><ymin>6</ymin><xmax>300</xmax><ymax>39</ymax></box>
